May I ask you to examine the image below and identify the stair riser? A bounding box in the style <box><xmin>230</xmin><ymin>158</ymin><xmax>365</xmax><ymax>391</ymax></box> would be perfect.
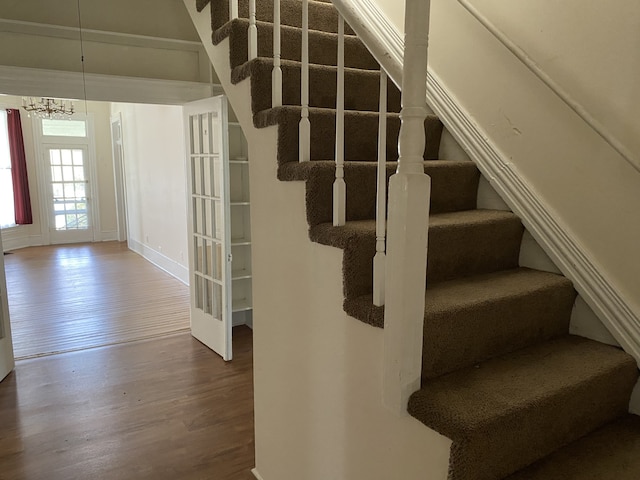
<box><xmin>423</xmin><ymin>283</ymin><xmax>576</xmax><ymax>379</ymax></box>
<box><xmin>332</xmin><ymin>217</ymin><xmax>524</xmax><ymax>300</ymax></box>
<box><xmin>427</xmin><ymin>217</ymin><xmax>523</xmax><ymax>283</ymax></box>
<box><xmin>210</xmin><ymin>0</ymin><xmax>355</xmax><ymax>35</ymax></box>
<box><xmin>220</xmin><ymin>20</ymin><xmax>379</xmax><ymax>70</ymax></box>
<box><xmin>444</xmin><ymin>364</ymin><xmax>638</xmax><ymax>480</ymax></box>
<box><xmin>261</xmin><ymin>109</ymin><xmax>443</xmax><ymax>165</ymax></box>
<box><xmin>233</xmin><ymin>60</ymin><xmax>402</xmax><ymax>114</ymax></box>
<box><xmin>305</xmin><ymin>162</ymin><xmax>479</xmax><ymax>227</ymax></box>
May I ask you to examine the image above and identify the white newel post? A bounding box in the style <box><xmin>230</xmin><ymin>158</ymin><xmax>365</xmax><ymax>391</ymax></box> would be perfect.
<box><xmin>299</xmin><ymin>0</ymin><xmax>311</xmax><ymax>162</ymax></box>
<box><xmin>333</xmin><ymin>14</ymin><xmax>346</xmax><ymax>226</ymax></box>
<box><xmin>373</xmin><ymin>69</ymin><xmax>388</xmax><ymax>307</ymax></box>
<box><xmin>272</xmin><ymin>0</ymin><xmax>283</xmax><ymax>107</ymax></box>
<box><xmin>248</xmin><ymin>0</ymin><xmax>258</xmax><ymax>60</ymax></box>
<box><xmin>383</xmin><ymin>0</ymin><xmax>432</xmax><ymax>413</ymax></box>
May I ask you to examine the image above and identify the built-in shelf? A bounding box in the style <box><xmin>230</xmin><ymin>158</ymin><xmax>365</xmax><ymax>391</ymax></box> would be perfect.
<box><xmin>232</xmin><ymin>298</ymin><xmax>252</xmax><ymax>313</ymax></box>
<box><xmin>232</xmin><ymin>268</ymin><xmax>252</xmax><ymax>280</ymax></box>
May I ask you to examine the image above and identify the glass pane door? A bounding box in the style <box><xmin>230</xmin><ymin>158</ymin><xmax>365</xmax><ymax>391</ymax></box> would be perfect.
<box><xmin>45</xmin><ymin>145</ymin><xmax>94</xmax><ymax>244</ymax></box>
<box><xmin>184</xmin><ymin>96</ymin><xmax>233</xmax><ymax>361</ymax></box>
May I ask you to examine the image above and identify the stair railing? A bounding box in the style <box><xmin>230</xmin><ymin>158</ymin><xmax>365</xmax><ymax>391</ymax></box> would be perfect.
<box><xmin>244</xmin><ymin>0</ymin><xmax>430</xmax><ymax>412</ymax></box>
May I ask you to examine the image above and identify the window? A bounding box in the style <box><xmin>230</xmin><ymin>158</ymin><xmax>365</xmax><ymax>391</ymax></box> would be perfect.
<box><xmin>42</xmin><ymin>118</ymin><xmax>87</xmax><ymax>138</ymax></box>
<box><xmin>0</xmin><ymin>111</ymin><xmax>14</xmax><ymax>228</ymax></box>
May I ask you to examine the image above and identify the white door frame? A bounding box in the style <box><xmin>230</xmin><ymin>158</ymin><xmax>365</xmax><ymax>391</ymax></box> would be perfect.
<box><xmin>0</xmin><ymin>233</ymin><xmax>15</xmax><ymax>381</ymax></box>
<box><xmin>32</xmin><ymin>113</ymin><xmax>101</xmax><ymax>244</ymax></box>
<box><xmin>110</xmin><ymin>113</ymin><xmax>129</xmax><ymax>243</ymax></box>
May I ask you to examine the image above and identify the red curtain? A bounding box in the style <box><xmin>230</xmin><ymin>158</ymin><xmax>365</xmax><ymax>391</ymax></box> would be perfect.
<box><xmin>6</xmin><ymin>109</ymin><xmax>32</xmax><ymax>225</ymax></box>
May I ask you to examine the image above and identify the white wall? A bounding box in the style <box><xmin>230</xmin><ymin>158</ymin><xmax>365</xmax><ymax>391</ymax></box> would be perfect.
<box><xmin>0</xmin><ymin>95</ymin><xmax>117</xmax><ymax>250</ymax></box>
<box><xmin>110</xmin><ymin>102</ymin><xmax>189</xmax><ymax>283</ymax></box>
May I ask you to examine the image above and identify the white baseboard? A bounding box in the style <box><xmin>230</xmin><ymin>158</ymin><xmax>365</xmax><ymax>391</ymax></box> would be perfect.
<box><xmin>100</xmin><ymin>230</ymin><xmax>119</xmax><ymax>242</ymax></box>
<box><xmin>251</xmin><ymin>468</ymin><xmax>265</xmax><ymax>480</ymax></box>
<box><xmin>128</xmin><ymin>238</ymin><xmax>189</xmax><ymax>285</ymax></box>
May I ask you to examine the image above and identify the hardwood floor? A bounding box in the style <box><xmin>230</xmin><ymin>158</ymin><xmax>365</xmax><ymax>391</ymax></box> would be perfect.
<box><xmin>0</xmin><ymin>328</ymin><xmax>255</xmax><ymax>480</ymax></box>
<box><xmin>4</xmin><ymin>242</ymin><xmax>190</xmax><ymax>359</ymax></box>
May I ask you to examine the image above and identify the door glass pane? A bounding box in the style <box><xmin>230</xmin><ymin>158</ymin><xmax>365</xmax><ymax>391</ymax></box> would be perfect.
<box><xmin>49</xmin><ymin>148</ymin><xmax>89</xmax><ymax>231</ymax></box>
<box><xmin>42</xmin><ymin>119</ymin><xmax>87</xmax><ymax>137</ymax></box>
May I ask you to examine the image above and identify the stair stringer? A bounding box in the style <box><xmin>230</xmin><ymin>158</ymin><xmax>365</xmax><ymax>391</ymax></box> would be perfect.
<box><xmin>334</xmin><ymin>0</ymin><xmax>640</xmax><ymax>368</ymax></box>
<box><xmin>184</xmin><ymin>2</ymin><xmax>452</xmax><ymax>480</ymax></box>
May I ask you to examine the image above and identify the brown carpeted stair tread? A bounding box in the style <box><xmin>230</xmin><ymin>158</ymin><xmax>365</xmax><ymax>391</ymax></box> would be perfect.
<box><xmin>214</xmin><ymin>19</ymin><xmax>378</xmax><ymax>70</ymax></box>
<box><xmin>232</xmin><ymin>57</ymin><xmax>402</xmax><ymax>114</ymax></box>
<box><xmin>299</xmin><ymin>160</ymin><xmax>479</xmax><ymax>226</ymax></box>
<box><xmin>311</xmin><ymin>209</ymin><xmax>524</xmax><ymax>299</ymax></box>
<box><xmin>506</xmin><ymin>414</ymin><xmax>640</xmax><ymax>479</ymax></box>
<box><xmin>408</xmin><ymin>335</ymin><xmax>638</xmax><ymax>480</ymax></box>
<box><xmin>345</xmin><ymin>267</ymin><xmax>577</xmax><ymax>378</ymax></box>
<box><xmin>209</xmin><ymin>0</ymin><xmax>356</xmax><ymax>35</ymax></box>
<box><xmin>254</xmin><ymin>106</ymin><xmax>443</xmax><ymax>165</ymax></box>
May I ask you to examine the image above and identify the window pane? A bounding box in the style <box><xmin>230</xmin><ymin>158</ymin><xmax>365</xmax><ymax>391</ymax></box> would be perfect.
<box><xmin>42</xmin><ymin>119</ymin><xmax>87</xmax><ymax>137</ymax></box>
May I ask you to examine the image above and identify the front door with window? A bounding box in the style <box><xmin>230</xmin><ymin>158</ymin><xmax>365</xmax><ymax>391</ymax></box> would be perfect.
<box><xmin>44</xmin><ymin>145</ymin><xmax>93</xmax><ymax>244</ymax></box>
<box><xmin>36</xmin><ymin>116</ymin><xmax>97</xmax><ymax>245</ymax></box>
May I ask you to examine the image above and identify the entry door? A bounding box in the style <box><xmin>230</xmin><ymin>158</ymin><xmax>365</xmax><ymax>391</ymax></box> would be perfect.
<box><xmin>0</xmin><ymin>233</ymin><xmax>15</xmax><ymax>381</ymax></box>
<box><xmin>44</xmin><ymin>145</ymin><xmax>94</xmax><ymax>244</ymax></box>
<box><xmin>184</xmin><ymin>97</ymin><xmax>233</xmax><ymax>361</ymax></box>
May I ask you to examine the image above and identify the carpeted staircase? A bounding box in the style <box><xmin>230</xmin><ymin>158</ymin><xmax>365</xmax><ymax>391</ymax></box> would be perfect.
<box><xmin>194</xmin><ymin>0</ymin><xmax>640</xmax><ymax>478</ymax></box>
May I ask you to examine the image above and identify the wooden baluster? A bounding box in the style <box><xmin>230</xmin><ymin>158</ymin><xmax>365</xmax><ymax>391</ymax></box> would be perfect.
<box><xmin>373</xmin><ymin>69</ymin><xmax>388</xmax><ymax>307</ymax></box>
<box><xmin>229</xmin><ymin>0</ymin><xmax>238</xmax><ymax>20</ymax></box>
<box><xmin>333</xmin><ymin>14</ymin><xmax>346</xmax><ymax>226</ymax></box>
<box><xmin>248</xmin><ymin>0</ymin><xmax>258</xmax><ymax>60</ymax></box>
<box><xmin>299</xmin><ymin>0</ymin><xmax>310</xmax><ymax>162</ymax></box>
<box><xmin>272</xmin><ymin>0</ymin><xmax>283</xmax><ymax>107</ymax></box>
<box><xmin>383</xmin><ymin>0</ymin><xmax>432</xmax><ymax>413</ymax></box>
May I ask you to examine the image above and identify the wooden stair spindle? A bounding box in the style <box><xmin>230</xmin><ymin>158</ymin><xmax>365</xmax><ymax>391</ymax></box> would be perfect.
<box><xmin>383</xmin><ymin>0</ymin><xmax>432</xmax><ymax>413</ymax></box>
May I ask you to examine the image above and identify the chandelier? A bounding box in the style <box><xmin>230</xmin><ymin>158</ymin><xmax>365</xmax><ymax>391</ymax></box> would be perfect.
<box><xmin>21</xmin><ymin>97</ymin><xmax>76</xmax><ymax>120</ymax></box>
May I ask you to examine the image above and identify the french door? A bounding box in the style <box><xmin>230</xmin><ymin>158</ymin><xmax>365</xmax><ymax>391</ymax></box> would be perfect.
<box><xmin>0</xmin><ymin>232</ymin><xmax>15</xmax><ymax>381</ymax></box>
<box><xmin>43</xmin><ymin>145</ymin><xmax>94</xmax><ymax>244</ymax></box>
<box><xmin>184</xmin><ymin>96</ymin><xmax>233</xmax><ymax>361</ymax></box>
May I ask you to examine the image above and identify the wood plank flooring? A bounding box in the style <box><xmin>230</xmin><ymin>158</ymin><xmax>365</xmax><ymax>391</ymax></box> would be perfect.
<box><xmin>4</xmin><ymin>242</ymin><xmax>191</xmax><ymax>359</ymax></box>
<box><xmin>0</xmin><ymin>328</ymin><xmax>255</xmax><ymax>480</ymax></box>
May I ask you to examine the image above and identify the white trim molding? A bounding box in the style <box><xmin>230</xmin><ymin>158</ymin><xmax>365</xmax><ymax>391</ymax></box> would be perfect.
<box><xmin>128</xmin><ymin>238</ymin><xmax>189</xmax><ymax>285</ymax></box>
<box><xmin>333</xmin><ymin>0</ymin><xmax>640</xmax><ymax>366</ymax></box>
<box><xmin>251</xmin><ymin>468</ymin><xmax>266</xmax><ymax>480</ymax></box>
<box><xmin>0</xmin><ymin>65</ymin><xmax>220</xmax><ymax>105</ymax></box>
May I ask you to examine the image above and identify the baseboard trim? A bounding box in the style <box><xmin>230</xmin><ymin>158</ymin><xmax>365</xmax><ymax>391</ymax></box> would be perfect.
<box><xmin>425</xmin><ymin>71</ymin><xmax>640</xmax><ymax>365</ymax></box>
<box><xmin>100</xmin><ymin>230</ymin><xmax>119</xmax><ymax>242</ymax></box>
<box><xmin>331</xmin><ymin>0</ymin><xmax>640</xmax><ymax>366</ymax></box>
<box><xmin>128</xmin><ymin>239</ymin><xmax>189</xmax><ymax>285</ymax></box>
<box><xmin>251</xmin><ymin>468</ymin><xmax>265</xmax><ymax>480</ymax></box>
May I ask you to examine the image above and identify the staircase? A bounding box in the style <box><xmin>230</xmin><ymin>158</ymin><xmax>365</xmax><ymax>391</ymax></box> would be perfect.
<box><xmin>188</xmin><ymin>1</ymin><xmax>640</xmax><ymax>478</ymax></box>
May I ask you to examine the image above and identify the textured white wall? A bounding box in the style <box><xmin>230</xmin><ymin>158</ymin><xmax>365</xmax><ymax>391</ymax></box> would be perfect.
<box><xmin>110</xmin><ymin>102</ymin><xmax>189</xmax><ymax>272</ymax></box>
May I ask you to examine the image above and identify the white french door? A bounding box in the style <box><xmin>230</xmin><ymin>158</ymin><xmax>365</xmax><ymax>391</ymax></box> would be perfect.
<box><xmin>0</xmin><ymin>233</ymin><xmax>15</xmax><ymax>381</ymax></box>
<box><xmin>184</xmin><ymin>96</ymin><xmax>233</xmax><ymax>361</ymax></box>
<box><xmin>43</xmin><ymin>145</ymin><xmax>94</xmax><ymax>244</ymax></box>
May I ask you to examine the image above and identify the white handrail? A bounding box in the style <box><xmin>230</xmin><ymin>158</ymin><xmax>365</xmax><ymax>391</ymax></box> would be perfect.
<box><xmin>299</xmin><ymin>0</ymin><xmax>311</xmax><ymax>162</ymax></box>
<box><xmin>248</xmin><ymin>0</ymin><xmax>258</xmax><ymax>60</ymax></box>
<box><xmin>458</xmin><ymin>0</ymin><xmax>639</xmax><ymax>174</ymax></box>
<box><xmin>373</xmin><ymin>69</ymin><xmax>388</xmax><ymax>307</ymax></box>
<box><xmin>333</xmin><ymin>14</ymin><xmax>346</xmax><ymax>226</ymax></box>
<box><xmin>383</xmin><ymin>0</ymin><xmax>432</xmax><ymax>413</ymax></box>
<box><xmin>272</xmin><ymin>0</ymin><xmax>283</xmax><ymax>107</ymax></box>
<box><xmin>229</xmin><ymin>0</ymin><xmax>238</xmax><ymax>20</ymax></box>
